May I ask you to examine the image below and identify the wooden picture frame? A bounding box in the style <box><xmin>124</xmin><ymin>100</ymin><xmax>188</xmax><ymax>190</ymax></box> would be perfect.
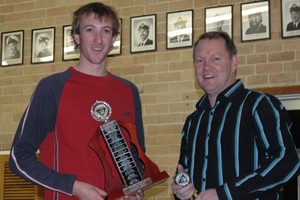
<box><xmin>1</xmin><ymin>30</ymin><xmax>24</xmax><ymax>67</ymax></box>
<box><xmin>108</xmin><ymin>18</ymin><xmax>122</xmax><ymax>56</ymax></box>
<box><xmin>281</xmin><ymin>0</ymin><xmax>300</xmax><ymax>38</ymax></box>
<box><xmin>31</xmin><ymin>27</ymin><xmax>55</xmax><ymax>64</ymax></box>
<box><xmin>166</xmin><ymin>10</ymin><xmax>193</xmax><ymax>49</ymax></box>
<box><xmin>205</xmin><ymin>5</ymin><xmax>233</xmax><ymax>38</ymax></box>
<box><xmin>62</xmin><ymin>25</ymin><xmax>79</xmax><ymax>61</ymax></box>
<box><xmin>130</xmin><ymin>14</ymin><xmax>156</xmax><ymax>53</ymax></box>
<box><xmin>241</xmin><ymin>1</ymin><xmax>270</xmax><ymax>42</ymax></box>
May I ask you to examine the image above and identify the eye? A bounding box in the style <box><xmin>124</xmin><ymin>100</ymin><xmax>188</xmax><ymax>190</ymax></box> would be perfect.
<box><xmin>85</xmin><ymin>27</ymin><xmax>94</xmax><ymax>33</ymax></box>
<box><xmin>103</xmin><ymin>28</ymin><xmax>112</xmax><ymax>34</ymax></box>
<box><xmin>195</xmin><ymin>58</ymin><xmax>204</xmax><ymax>65</ymax></box>
<box><xmin>211</xmin><ymin>56</ymin><xmax>221</xmax><ymax>62</ymax></box>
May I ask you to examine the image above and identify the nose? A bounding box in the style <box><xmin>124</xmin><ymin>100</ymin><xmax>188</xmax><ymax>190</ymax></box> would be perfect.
<box><xmin>94</xmin><ymin>31</ymin><xmax>102</xmax><ymax>43</ymax></box>
<box><xmin>202</xmin><ymin>60</ymin><xmax>210</xmax><ymax>70</ymax></box>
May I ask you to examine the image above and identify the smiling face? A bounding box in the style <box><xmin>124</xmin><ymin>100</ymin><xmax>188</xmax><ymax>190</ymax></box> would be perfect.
<box><xmin>8</xmin><ymin>42</ymin><xmax>18</xmax><ymax>54</ymax></box>
<box><xmin>194</xmin><ymin>38</ymin><xmax>238</xmax><ymax>104</ymax></box>
<box><xmin>73</xmin><ymin>13</ymin><xmax>116</xmax><ymax>68</ymax></box>
<box><xmin>248</xmin><ymin>13</ymin><xmax>262</xmax><ymax>29</ymax></box>
<box><xmin>138</xmin><ymin>28</ymin><xmax>149</xmax><ymax>42</ymax></box>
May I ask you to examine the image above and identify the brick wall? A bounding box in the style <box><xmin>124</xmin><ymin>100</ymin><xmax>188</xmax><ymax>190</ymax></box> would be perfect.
<box><xmin>0</xmin><ymin>0</ymin><xmax>299</xmax><ymax>199</ymax></box>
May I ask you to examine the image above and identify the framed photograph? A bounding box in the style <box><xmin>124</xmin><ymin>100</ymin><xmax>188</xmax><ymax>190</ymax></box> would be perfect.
<box><xmin>166</xmin><ymin>10</ymin><xmax>193</xmax><ymax>49</ymax></box>
<box><xmin>108</xmin><ymin>18</ymin><xmax>122</xmax><ymax>56</ymax></box>
<box><xmin>281</xmin><ymin>0</ymin><xmax>300</xmax><ymax>38</ymax></box>
<box><xmin>63</xmin><ymin>25</ymin><xmax>79</xmax><ymax>61</ymax></box>
<box><xmin>130</xmin><ymin>14</ymin><xmax>156</xmax><ymax>53</ymax></box>
<box><xmin>205</xmin><ymin>5</ymin><xmax>233</xmax><ymax>38</ymax></box>
<box><xmin>31</xmin><ymin>27</ymin><xmax>55</xmax><ymax>64</ymax></box>
<box><xmin>1</xmin><ymin>30</ymin><xmax>24</xmax><ymax>67</ymax></box>
<box><xmin>241</xmin><ymin>1</ymin><xmax>270</xmax><ymax>42</ymax></box>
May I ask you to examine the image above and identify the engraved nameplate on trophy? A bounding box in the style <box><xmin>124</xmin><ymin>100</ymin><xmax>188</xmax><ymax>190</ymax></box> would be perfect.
<box><xmin>88</xmin><ymin>100</ymin><xmax>169</xmax><ymax>200</ymax></box>
<box><xmin>100</xmin><ymin>120</ymin><xmax>143</xmax><ymax>186</ymax></box>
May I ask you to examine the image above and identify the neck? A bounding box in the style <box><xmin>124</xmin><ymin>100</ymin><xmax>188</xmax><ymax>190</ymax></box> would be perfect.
<box><xmin>208</xmin><ymin>96</ymin><xmax>216</xmax><ymax>108</ymax></box>
<box><xmin>74</xmin><ymin>63</ymin><xmax>107</xmax><ymax>77</ymax></box>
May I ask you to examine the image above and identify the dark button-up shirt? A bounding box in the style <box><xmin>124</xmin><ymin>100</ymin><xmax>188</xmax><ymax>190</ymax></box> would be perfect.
<box><xmin>178</xmin><ymin>80</ymin><xmax>300</xmax><ymax>199</ymax></box>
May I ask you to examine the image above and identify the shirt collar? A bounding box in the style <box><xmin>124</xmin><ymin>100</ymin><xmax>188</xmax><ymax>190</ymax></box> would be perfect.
<box><xmin>196</xmin><ymin>79</ymin><xmax>245</xmax><ymax>110</ymax></box>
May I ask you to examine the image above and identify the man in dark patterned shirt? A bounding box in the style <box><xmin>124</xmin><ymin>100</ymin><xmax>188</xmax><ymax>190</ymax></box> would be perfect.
<box><xmin>171</xmin><ymin>31</ymin><xmax>300</xmax><ymax>200</ymax></box>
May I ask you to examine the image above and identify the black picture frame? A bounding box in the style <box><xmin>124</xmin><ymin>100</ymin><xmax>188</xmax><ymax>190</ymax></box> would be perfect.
<box><xmin>166</xmin><ymin>10</ymin><xmax>193</xmax><ymax>50</ymax></box>
<box><xmin>62</xmin><ymin>25</ymin><xmax>79</xmax><ymax>61</ymax></box>
<box><xmin>130</xmin><ymin>14</ymin><xmax>156</xmax><ymax>53</ymax></box>
<box><xmin>281</xmin><ymin>0</ymin><xmax>300</xmax><ymax>38</ymax></box>
<box><xmin>205</xmin><ymin>5</ymin><xmax>233</xmax><ymax>38</ymax></box>
<box><xmin>241</xmin><ymin>1</ymin><xmax>270</xmax><ymax>42</ymax></box>
<box><xmin>31</xmin><ymin>27</ymin><xmax>55</xmax><ymax>64</ymax></box>
<box><xmin>108</xmin><ymin>18</ymin><xmax>122</xmax><ymax>56</ymax></box>
<box><xmin>1</xmin><ymin>30</ymin><xmax>24</xmax><ymax>67</ymax></box>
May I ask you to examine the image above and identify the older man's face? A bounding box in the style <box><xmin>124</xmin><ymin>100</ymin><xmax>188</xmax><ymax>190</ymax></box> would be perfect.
<box><xmin>138</xmin><ymin>28</ymin><xmax>149</xmax><ymax>42</ymax></box>
<box><xmin>248</xmin><ymin>14</ymin><xmax>262</xmax><ymax>29</ymax></box>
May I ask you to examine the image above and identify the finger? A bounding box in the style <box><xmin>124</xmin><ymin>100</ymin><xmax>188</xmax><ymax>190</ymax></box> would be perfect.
<box><xmin>177</xmin><ymin>164</ymin><xmax>184</xmax><ymax>173</ymax></box>
<box><xmin>93</xmin><ymin>187</ymin><xmax>107</xmax><ymax>197</ymax></box>
<box><xmin>137</xmin><ymin>190</ymin><xmax>144</xmax><ymax>197</ymax></box>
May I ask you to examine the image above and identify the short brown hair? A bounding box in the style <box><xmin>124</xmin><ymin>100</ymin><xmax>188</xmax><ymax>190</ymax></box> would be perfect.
<box><xmin>71</xmin><ymin>2</ymin><xmax>120</xmax><ymax>49</ymax></box>
<box><xmin>193</xmin><ymin>31</ymin><xmax>237</xmax><ymax>61</ymax></box>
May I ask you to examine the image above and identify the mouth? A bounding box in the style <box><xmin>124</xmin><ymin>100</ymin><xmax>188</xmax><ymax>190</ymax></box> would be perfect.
<box><xmin>92</xmin><ymin>47</ymin><xmax>103</xmax><ymax>51</ymax></box>
<box><xmin>203</xmin><ymin>74</ymin><xmax>216</xmax><ymax>79</ymax></box>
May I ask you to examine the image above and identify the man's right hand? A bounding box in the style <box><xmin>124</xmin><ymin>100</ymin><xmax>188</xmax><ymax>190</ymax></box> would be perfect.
<box><xmin>171</xmin><ymin>164</ymin><xmax>196</xmax><ymax>200</ymax></box>
<box><xmin>73</xmin><ymin>180</ymin><xmax>107</xmax><ymax>200</ymax></box>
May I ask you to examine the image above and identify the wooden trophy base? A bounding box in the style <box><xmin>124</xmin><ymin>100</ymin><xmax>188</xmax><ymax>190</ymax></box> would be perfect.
<box><xmin>110</xmin><ymin>171</ymin><xmax>169</xmax><ymax>200</ymax></box>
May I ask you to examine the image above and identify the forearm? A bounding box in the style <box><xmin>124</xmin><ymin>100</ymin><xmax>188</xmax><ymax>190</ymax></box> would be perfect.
<box><xmin>10</xmin><ymin>144</ymin><xmax>77</xmax><ymax>195</ymax></box>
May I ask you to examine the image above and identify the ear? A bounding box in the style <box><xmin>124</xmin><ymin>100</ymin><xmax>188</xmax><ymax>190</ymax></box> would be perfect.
<box><xmin>111</xmin><ymin>35</ymin><xmax>117</xmax><ymax>47</ymax></box>
<box><xmin>73</xmin><ymin>33</ymin><xmax>80</xmax><ymax>46</ymax></box>
<box><xmin>231</xmin><ymin>55</ymin><xmax>238</xmax><ymax>73</ymax></box>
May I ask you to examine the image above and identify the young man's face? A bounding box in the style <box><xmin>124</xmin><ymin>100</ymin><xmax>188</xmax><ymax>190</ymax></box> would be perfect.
<box><xmin>8</xmin><ymin>42</ymin><xmax>18</xmax><ymax>53</ymax></box>
<box><xmin>73</xmin><ymin>13</ymin><xmax>116</xmax><ymax>66</ymax></box>
<box><xmin>39</xmin><ymin>41</ymin><xmax>48</xmax><ymax>50</ymax></box>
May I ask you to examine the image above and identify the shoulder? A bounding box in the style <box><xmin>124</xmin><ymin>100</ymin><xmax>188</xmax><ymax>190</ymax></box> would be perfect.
<box><xmin>38</xmin><ymin>69</ymin><xmax>72</xmax><ymax>90</ymax></box>
<box><xmin>245</xmin><ymin>28</ymin><xmax>252</xmax><ymax>34</ymax></box>
<box><xmin>243</xmin><ymin>89</ymin><xmax>283</xmax><ymax>111</ymax></box>
<box><xmin>111</xmin><ymin>74</ymin><xmax>139</xmax><ymax>91</ymax></box>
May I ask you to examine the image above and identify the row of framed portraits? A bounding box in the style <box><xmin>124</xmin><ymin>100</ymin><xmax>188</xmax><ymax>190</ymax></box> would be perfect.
<box><xmin>1</xmin><ymin>0</ymin><xmax>299</xmax><ymax>67</ymax></box>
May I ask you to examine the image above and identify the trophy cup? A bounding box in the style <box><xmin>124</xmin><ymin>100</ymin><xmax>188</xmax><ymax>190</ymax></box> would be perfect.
<box><xmin>88</xmin><ymin>100</ymin><xmax>169</xmax><ymax>200</ymax></box>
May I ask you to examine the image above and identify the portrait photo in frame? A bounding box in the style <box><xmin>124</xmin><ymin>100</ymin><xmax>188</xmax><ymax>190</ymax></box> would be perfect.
<box><xmin>130</xmin><ymin>14</ymin><xmax>156</xmax><ymax>53</ymax></box>
<box><xmin>1</xmin><ymin>30</ymin><xmax>24</xmax><ymax>67</ymax></box>
<box><xmin>108</xmin><ymin>18</ymin><xmax>122</xmax><ymax>56</ymax></box>
<box><xmin>63</xmin><ymin>25</ymin><xmax>79</xmax><ymax>61</ymax></box>
<box><xmin>241</xmin><ymin>1</ymin><xmax>270</xmax><ymax>42</ymax></box>
<box><xmin>205</xmin><ymin>5</ymin><xmax>233</xmax><ymax>38</ymax></box>
<box><xmin>281</xmin><ymin>0</ymin><xmax>300</xmax><ymax>38</ymax></box>
<box><xmin>31</xmin><ymin>27</ymin><xmax>55</xmax><ymax>64</ymax></box>
<box><xmin>166</xmin><ymin>10</ymin><xmax>193</xmax><ymax>49</ymax></box>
